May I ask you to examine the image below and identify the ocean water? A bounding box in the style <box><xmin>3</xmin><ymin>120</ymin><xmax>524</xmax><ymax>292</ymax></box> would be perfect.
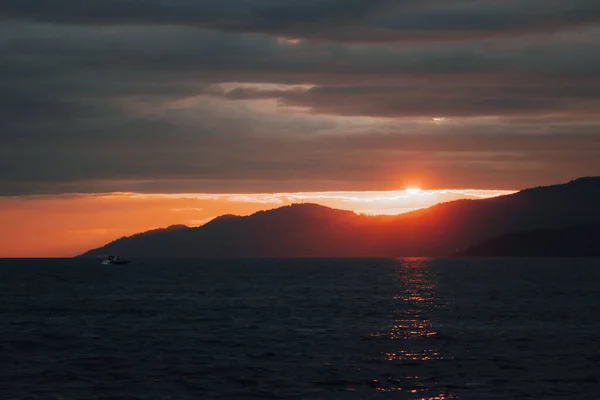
<box><xmin>1</xmin><ymin>258</ymin><xmax>599</xmax><ymax>399</ymax></box>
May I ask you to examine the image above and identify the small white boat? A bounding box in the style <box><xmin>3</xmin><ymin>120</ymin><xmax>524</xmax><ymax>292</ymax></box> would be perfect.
<box><xmin>101</xmin><ymin>255</ymin><xmax>130</xmax><ymax>265</ymax></box>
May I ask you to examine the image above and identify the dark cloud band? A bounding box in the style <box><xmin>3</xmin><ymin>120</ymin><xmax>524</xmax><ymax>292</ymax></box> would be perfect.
<box><xmin>1</xmin><ymin>2</ymin><xmax>600</xmax><ymax>195</ymax></box>
<box><xmin>2</xmin><ymin>0</ymin><xmax>600</xmax><ymax>42</ymax></box>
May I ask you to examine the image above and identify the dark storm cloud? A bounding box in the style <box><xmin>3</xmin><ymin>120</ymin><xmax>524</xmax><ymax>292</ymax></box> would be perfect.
<box><xmin>2</xmin><ymin>0</ymin><xmax>600</xmax><ymax>42</ymax></box>
<box><xmin>1</xmin><ymin>1</ymin><xmax>600</xmax><ymax>196</ymax></box>
<box><xmin>2</xmin><ymin>22</ymin><xmax>600</xmax><ymax>126</ymax></box>
<box><xmin>3</xmin><ymin>21</ymin><xmax>600</xmax><ymax>89</ymax></box>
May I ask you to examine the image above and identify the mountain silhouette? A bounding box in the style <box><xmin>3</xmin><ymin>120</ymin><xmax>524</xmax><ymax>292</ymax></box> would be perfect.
<box><xmin>457</xmin><ymin>223</ymin><xmax>600</xmax><ymax>257</ymax></box>
<box><xmin>80</xmin><ymin>177</ymin><xmax>600</xmax><ymax>258</ymax></box>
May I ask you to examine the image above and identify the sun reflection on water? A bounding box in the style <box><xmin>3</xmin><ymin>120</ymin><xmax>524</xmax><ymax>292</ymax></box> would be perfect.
<box><xmin>384</xmin><ymin>349</ymin><xmax>450</xmax><ymax>361</ymax></box>
<box><xmin>369</xmin><ymin>258</ymin><xmax>457</xmax><ymax>398</ymax></box>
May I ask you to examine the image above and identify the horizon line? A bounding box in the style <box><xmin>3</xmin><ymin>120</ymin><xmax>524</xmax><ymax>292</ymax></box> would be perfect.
<box><xmin>0</xmin><ymin>188</ymin><xmax>518</xmax><ymax>200</ymax></box>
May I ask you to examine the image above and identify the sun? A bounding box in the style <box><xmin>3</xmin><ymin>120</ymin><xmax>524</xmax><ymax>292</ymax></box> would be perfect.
<box><xmin>405</xmin><ymin>187</ymin><xmax>422</xmax><ymax>194</ymax></box>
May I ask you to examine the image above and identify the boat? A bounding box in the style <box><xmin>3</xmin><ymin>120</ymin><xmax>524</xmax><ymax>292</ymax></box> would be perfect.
<box><xmin>101</xmin><ymin>255</ymin><xmax>130</xmax><ymax>265</ymax></box>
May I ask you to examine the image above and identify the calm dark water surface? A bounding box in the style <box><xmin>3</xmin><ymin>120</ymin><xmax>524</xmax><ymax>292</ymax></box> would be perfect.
<box><xmin>1</xmin><ymin>258</ymin><xmax>599</xmax><ymax>399</ymax></box>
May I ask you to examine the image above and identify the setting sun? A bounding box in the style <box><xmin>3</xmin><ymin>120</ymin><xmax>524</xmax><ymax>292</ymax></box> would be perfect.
<box><xmin>405</xmin><ymin>187</ymin><xmax>422</xmax><ymax>194</ymax></box>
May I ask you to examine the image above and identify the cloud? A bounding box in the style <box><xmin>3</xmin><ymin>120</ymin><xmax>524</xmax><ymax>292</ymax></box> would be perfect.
<box><xmin>1</xmin><ymin>4</ymin><xmax>600</xmax><ymax>196</ymax></box>
<box><xmin>3</xmin><ymin>21</ymin><xmax>600</xmax><ymax>126</ymax></box>
<box><xmin>221</xmin><ymin>81</ymin><xmax>600</xmax><ymax>118</ymax></box>
<box><xmin>2</xmin><ymin>0</ymin><xmax>600</xmax><ymax>42</ymax></box>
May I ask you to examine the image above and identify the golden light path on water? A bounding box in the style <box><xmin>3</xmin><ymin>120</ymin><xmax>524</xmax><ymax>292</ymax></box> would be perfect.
<box><xmin>371</xmin><ymin>258</ymin><xmax>457</xmax><ymax>399</ymax></box>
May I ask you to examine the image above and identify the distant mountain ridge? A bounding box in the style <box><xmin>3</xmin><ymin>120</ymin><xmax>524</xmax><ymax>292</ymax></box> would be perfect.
<box><xmin>79</xmin><ymin>177</ymin><xmax>600</xmax><ymax>258</ymax></box>
<box><xmin>458</xmin><ymin>223</ymin><xmax>600</xmax><ymax>257</ymax></box>
<box><xmin>124</xmin><ymin>224</ymin><xmax>191</xmax><ymax>239</ymax></box>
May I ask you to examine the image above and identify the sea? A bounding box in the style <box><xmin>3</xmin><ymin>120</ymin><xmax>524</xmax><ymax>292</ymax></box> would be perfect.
<box><xmin>1</xmin><ymin>258</ymin><xmax>599</xmax><ymax>399</ymax></box>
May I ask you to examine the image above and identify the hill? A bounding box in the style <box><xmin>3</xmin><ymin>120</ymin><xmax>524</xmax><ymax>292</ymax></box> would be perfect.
<box><xmin>79</xmin><ymin>177</ymin><xmax>600</xmax><ymax>258</ymax></box>
<box><xmin>457</xmin><ymin>223</ymin><xmax>600</xmax><ymax>257</ymax></box>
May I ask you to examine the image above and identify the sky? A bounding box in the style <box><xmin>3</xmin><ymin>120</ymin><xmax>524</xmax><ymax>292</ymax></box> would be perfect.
<box><xmin>1</xmin><ymin>1</ymin><xmax>600</xmax><ymax>256</ymax></box>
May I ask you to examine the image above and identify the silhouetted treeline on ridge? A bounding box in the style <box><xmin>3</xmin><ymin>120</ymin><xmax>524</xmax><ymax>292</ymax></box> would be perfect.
<box><xmin>80</xmin><ymin>177</ymin><xmax>600</xmax><ymax>258</ymax></box>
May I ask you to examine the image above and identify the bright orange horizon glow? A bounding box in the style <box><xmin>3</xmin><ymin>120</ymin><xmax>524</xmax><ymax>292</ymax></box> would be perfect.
<box><xmin>0</xmin><ymin>188</ymin><xmax>515</xmax><ymax>258</ymax></box>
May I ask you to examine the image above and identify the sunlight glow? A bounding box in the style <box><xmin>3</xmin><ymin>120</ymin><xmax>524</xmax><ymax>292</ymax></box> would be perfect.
<box><xmin>0</xmin><ymin>188</ymin><xmax>516</xmax><ymax>257</ymax></box>
<box><xmin>276</xmin><ymin>37</ymin><xmax>302</xmax><ymax>45</ymax></box>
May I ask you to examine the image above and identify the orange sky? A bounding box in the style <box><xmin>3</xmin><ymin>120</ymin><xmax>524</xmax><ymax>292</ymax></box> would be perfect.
<box><xmin>0</xmin><ymin>188</ymin><xmax>514</xmax><ymax>258</ymax></box>
<box><xmin>2</xmin><ymin>2</ymin><xmax>600</xmax><ymax>258</ymax></box>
